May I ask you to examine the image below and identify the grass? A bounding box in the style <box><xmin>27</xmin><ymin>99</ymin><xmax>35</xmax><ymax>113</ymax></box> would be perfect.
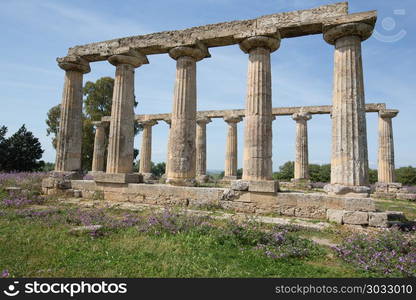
<box><xmin>0</xmin><ymin>205</ymin><xmax>365</xmax><ymax>278</ymax></box>
<box><xmin>375</xmin><ymin>198</ymin><xmax>416</xmax><ymax>220</ymax></box>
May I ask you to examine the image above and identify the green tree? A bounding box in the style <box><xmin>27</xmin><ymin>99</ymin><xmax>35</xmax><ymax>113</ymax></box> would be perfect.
<box><xmin>0</xmin><ymin>126</ymin><xmax>8</xmax><ymax>170</ymax></box>
<box><xmin>46</xmin><ymin>77</ymin><xmax>141</xmax><ymax>171</ymax></box>
<box><xmin>273</xmin><ymin>161</ymin><xmax>294</xmax><ymax>181</ymax></box>
<box><xmin>2</xmin><ymin>125</ymin><xmax>44</xmax><ymax>172</ymax></box>
<box><xmin>318</xmin><ymin>164</ymin><xmax>331</xmax><ymax>182</ymax></box>
<box><xmin>151</xmin><ymin>162</ymin><xmax>166</xmax><ymax>178</ymax></box>
<box><xmin>396</xmin><ymin>166</ymin><xmax>416</xmax><ymax>185</ymax></box>
<box><xmin>368</xmin><ymin>169</ymin><xmax>378</xmax><ymax>184</ymax></box>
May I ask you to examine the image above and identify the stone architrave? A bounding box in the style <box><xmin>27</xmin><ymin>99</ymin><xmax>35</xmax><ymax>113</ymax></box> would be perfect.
<box><xmin>55</xmin><ymin>56</ymin><xmax>90</xmax><ymax>174</ymax></box>
<box><xmin>196</xmin><ymin>117</ymin><xmax>212</xmax><ymax>183</ymax></box>
<box><xmin>223</xmin><ymin>115</ymin><xmax>242</xmax><ymax>181</ymax></box>
<box><xmin>166</xmin><ymin>43</ymin><xmax>210</xmax><ymax>186</ymax></box>
<box><xmin>91</xmin><ymin>121</ymin><xmax>108</xmax><ymax>173</ymax></box>
<box><xmin>376</xmin><ymin>109</ymin><xmax>399</xmax><ymax>187</ymax></box>
<box><xmin>291</xmin><ymin>111</ymin><xmax>312</xmax><ymax>181</ymax></box>
<box><xmin>139</xmin><ymin>119</ymin><xmax>158</xmax><ymax>180</ymax></box>
<box><xmin>239</xmin><ymin>35</ymin><xmax>280</xmax><ymax>193</ymax></box>
<box><xmin>106</xmin><ymin>50</ymin><xmax>148</xmax><ymax>179</ymax></box>
<box><xmin>323</xmin><ymin>22</ymin><xmax>374</xmax><ymax>197</ymax></box>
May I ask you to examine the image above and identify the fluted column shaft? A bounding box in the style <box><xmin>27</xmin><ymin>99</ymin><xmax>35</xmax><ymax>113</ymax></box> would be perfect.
<box><xmin>224</xmin><ymin>116</ymin><xmax>242</xmax><ymax>179</ymax></box>
<box><xmin>324</xmin><ymin>23</ymin><xmax>374</xmax><ymax>188</ymax></box>
<box><xmin>139</xmin><ymin>120</ymin><xmax>158</xmax><ymax>175</ymax></box>
<box><xmin>240</xmin><ymin>36</ymin><xmax>280</xmax><ymax>181</ymax></box>
<box><xmin>196</xmin><ymin>117</ymin><xmax>211</xmax><ymax>180</ymax></box>
<box><xmin>292</xmin><ymin>112</ymin><xmax>311</xmax><ymax>180</ymax></box>
<box><xmin>378</xmin><ymin>110</ymin><xmax>398</xmax><ymax>183</ymax></box>
<box><xmin>91</xmin><ymin>122</ymin><xmax>107</xmax><ymax>172</ymax></box>
<box><xmin>167</xmin><ymin>45</ymin><xmax>209</xmax><ymax>186</ymax></box>
<box><xmin>55</xmin><ymin>56</ymin><xmax>90</xmax><ymax>172</ymax></box>
<box><xmin>106</xmin><ymin>52</ymin><xmax>148</xmax><ymax>174</ymax></box>
<box><xmin>163</xmin><ymin>119</ymin><xmax>171</xmax><ymax>178</ymax></box>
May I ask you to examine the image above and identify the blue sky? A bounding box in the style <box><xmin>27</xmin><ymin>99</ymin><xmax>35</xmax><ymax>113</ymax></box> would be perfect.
<box><xmin>0</xmin><ymin>0</ymin><xmax>415</xmax><ymax>171</ymax></box>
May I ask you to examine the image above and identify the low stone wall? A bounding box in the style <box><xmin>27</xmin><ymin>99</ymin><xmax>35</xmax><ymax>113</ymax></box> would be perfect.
<box><xmin>66</xmin><ymin>180</ymin><xmax>404</xmax><ymax>227</ymax></box>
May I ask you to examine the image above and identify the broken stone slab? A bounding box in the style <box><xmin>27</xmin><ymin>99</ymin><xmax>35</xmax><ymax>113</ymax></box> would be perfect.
<box><xmin>69</xmin><ymin>225</ymin><xmax>103</xmax><ymax>235</ymax></box>
<box><xmin>230</xmin><ymin>180</ymin><xmax>249</xmax><ymax>191</ymax></box>
<box><xmin>396</xmin><ymin>193</ymin><xmax>416</xmax><ymax>201</ymax></box>
<box><xmin>342</xmin><ymin>211</ymin><xmax>369</xmax><ymax>225</ymax></box>
<box><xmin>326</xmin><ymin>209</ymin><xmax>344</xmax><ymax>224</ymax></box>
<box><xmin>324</xmin><ymin>183</ymin><xmax>370</xmax><ymax>197</ymax></box>
<box><xmin>5</xmin><ymin>187</ymin><xmax>22</xmax><ymax>195</ymax></box>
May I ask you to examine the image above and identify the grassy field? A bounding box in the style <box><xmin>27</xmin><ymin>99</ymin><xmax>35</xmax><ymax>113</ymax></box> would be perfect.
<box><xmin>0</xmin><ymin>206</ymin><xmax>362</xmax><ymax>278</ymax></box>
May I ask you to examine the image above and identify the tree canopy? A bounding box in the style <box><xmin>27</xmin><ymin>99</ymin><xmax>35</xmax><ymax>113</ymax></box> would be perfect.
<box><xmin>0</xmin><ymin>125</ymin><xmax>44</xmax><ymax>172</ymax></box>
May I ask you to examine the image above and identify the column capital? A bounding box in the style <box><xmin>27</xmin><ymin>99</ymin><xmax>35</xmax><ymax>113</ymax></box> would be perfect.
<box><xmin>239</xmin><ymin>35</ymin><xmax>281</xmax><ymax>54</ymax></box>
<box><xmin>169</xmin><ymin>41</ymin><xmax>210</xmax><ymax>61</ymax></box>
<box><xmin>108</xmin><ymin>49</ymin><xmax>148</xmax><ymax>68</ymax></box>
<box><xmin>196</xmin><ymin>116</ymin><xmax>212</xmax><ymax>125</ymax></box>
<box><xmin>140</xmin><ymin>119</ymin><xmax>158</xmax><ymax>127</ymax></box>
<box><xmin>292</xmin><ymin>111</ymin><xmax>312</xmax><ymax>122</ymax></box>
<box><xmin>323</xmin><ymin>22</ymin><xmax>374</xmax><ymax>45</ymax></box>
<box><xmin>379</xmin><ymin>109</ymin><xmax>399</xmax><ymax>119</ymax></box>
<box><xmin>57</xmin><ymin>56</ymin><xmax>90</xmax><ymax>73</ymax></box>
<box><xmin>224</xmin><ymin>115</ymin><xmax>242</xmax><ymax>124</ymax></box>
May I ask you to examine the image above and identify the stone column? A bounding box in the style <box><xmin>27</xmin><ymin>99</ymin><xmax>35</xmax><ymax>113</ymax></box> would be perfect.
<box><xmin>162</xmin><ymin>118</ymin><xmax>171</xmax><ymax>179</ymax></box>
<box><xmin>139</xmin><ymin>119</ymin><xmax>158</xmax><ymax>180</ymax></box>
<box><xmin>292</xmin><ymin>111</ymin><xmax>312</xmax><ymax>181</ymax></box>
<box><xmin>323</xmin><ymin>22</ymin><xmax>374</xmax><ymax>197</ymax></box>
<box><xmin>377</xmin><ymin>109</ymin><xmax>399</xmax><ymax>184</ymax></box>
<box><xmin>166</xmin><ymin>43</ymin><xmax>210</xmax><ymax>186</ymax></box>
<box><xmin>239</xmin><ymin>35</ymin><xmax>280</xmax><ymax>193</ymax></box>
<box><xmin>223</xmin><ymin>115</ymin><xmax>242</xmax><ymax>181</ymax></box>
<box><xmin>91</xmin><ymin>121</ymin><xmax>108</xmax><ymax>173</ymax></box>
<box><xmin>195</xmin><ymin>117</ymin><xmax>212</xmax><ymax>183</ymax></box>
<box><xmin>55</xmin><ymin>56</ymin><xmax>90</xmax><ymax>174</ymax></box>
<box><xmin>105</xmin><ymin>50</ymin><xmax>148</xmax><ymax>182</ymax></box>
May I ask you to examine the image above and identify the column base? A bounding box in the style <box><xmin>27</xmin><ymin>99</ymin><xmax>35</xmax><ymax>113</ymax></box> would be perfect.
<box><xmin>94</xmin><ymin>173</ymin><xmax>143</xmax><ymax>184</ymax></box>
<box><xmin>324</xmin><ymin>183</ymin><xmax>370</xmax><ymax>198</ymax></box>
<box><xmin>166</xmin><ymin>177</ymin><xmax>196</xmax><ymax>187</ymax></box>
<box><xmin>196</xmin><ymin>175</ymin><xmax>210</xmax><ymax>183</ymax></box>
<box><xmin>374</xmin><ymin>182</ymin><xmax>402</xmax><ymax>193</ymax></box>
<box><xmin>42</xmin><ymin>171</ymin><xmax>83</xmax><ymax>194</ymax></box>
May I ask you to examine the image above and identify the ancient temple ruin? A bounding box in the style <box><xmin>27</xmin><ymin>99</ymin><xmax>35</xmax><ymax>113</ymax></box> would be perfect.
<box><xmin>43</xmin><ymin>2</ymin><xmax>411</xmax><ymax>227</ymax></box>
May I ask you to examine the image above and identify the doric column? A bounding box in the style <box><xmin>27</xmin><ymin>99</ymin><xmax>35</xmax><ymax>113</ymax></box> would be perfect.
<box><xmin>55</xmin><ymin>56</ymin><xmax>90</xmax><ymax>173</ymax></box>
<box><xmin>223</xmin><ymin>115</ymin><xmax>242</xmax><ymax>181</ymax></box>
<box><xmin>106</xmin><ymin>50</ymin><xmax>148</xmax><ymax>175</ymax></box>
<box><xmin>196</xmin><ymin>117</ymin><xmax>212</xmax><ymax>182</ymax></box>
<box><xmin>292</xmin><ymin>111</ymin><xmax>312</xmax><ymax>181</ymax></box>
<box><xmin>239</xmin><ymin>35</ymin><xmax>280</xmax><ymax>192</ymax></box>
<box><xmin>162</xmin><ymin>118</ymin><xmax>171</xmax><ymax>179</ymax></box>
<box><xmin>91</xmin><ymin>121</ymin><xmax>108</xmax><ymax>173</ymax></box>
<box><xmin>166</xmin><ymin>43</ymin><xmax>210</xmax><ymax>186</ymax></box>
<box><xmin>139</xmin><ymin>119</ymin><xmax>158</xmax><ymax>180</ymax></box>
<box><xmin>323</xmin><ymin>22</ymin><xmax>374</xmax><ymax>197</ymax></box>
<box><xmin>377</xmin><ymin>109</ymin><xmax>398</xmax><ymax>183</ymax></box>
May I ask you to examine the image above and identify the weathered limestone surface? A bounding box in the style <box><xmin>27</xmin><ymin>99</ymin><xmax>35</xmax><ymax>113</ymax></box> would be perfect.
<box><xmin>292</xmin><ymin>111</ymin><xmax>312</xmax><ymax>180</ymax></box>
<box><xmin>127</xmin><ymin>103</ymin><xmax>386</xmax><ymax>123</ymax></box>
<box><xmin>55</xmin><ymin>56</ymin><xmax>90</xmax><ymax>172</ymax></box>
<box><xmin>66</xmin><ymin>3</ymin><xmax>357</xmax><ymax>61</ymax></box>
<box><xmin>223</xmin><ymin>115</ymin><xmax>242</xmax><ymax>180</ymax></box>
<box><xmin>139</xmin><ymin>119</ymin><xmax>158</xmax><ymax>179</ymax></box>
<box><xmin>377</xmin><ymin>109</ymin><xmax>398</xmax><ymax>184</ymax></box>
<box><xmin>70</xmin><ymin>180</ymin><xmax>377</xmax><ymax>221</ymax></box>
<box><xmin>196</xmin><ymin>117</ymin><xmax>211</xmax><ymax>182</ymax></box>
<box><xmin>106</xmin><ymin>51</ymin><xmax>148</xmax><ymax>175</ymax></box>
<box><xmin>167</xmin><ymin>44</ymin><xmax>209</xmax><ymax>186</ymax></box>
<box><xmin>241</xmin><ymin>36</ymin><xmax>279</xmax><ymax>184</ymax></box>
<box><xmin>162</xmin><ymin>118</ymin><xmax>171</xmax><ymax>179</ymax></box>
<box><xmin>324</xmin><ymin>22</ymin><xmax>375</xmax><ymax>196</ymax></box>
<box><xmin>91</xmin><ymin>121</ymin><xmax>108</xmax><ymax>172</ymax></box>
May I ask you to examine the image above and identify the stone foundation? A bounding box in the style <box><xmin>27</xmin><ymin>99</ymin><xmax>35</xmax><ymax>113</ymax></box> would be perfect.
<box><xmin>66</xmin><ymin>180</ymin><xmax>392</xmax><ymax>224</ymax></box>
